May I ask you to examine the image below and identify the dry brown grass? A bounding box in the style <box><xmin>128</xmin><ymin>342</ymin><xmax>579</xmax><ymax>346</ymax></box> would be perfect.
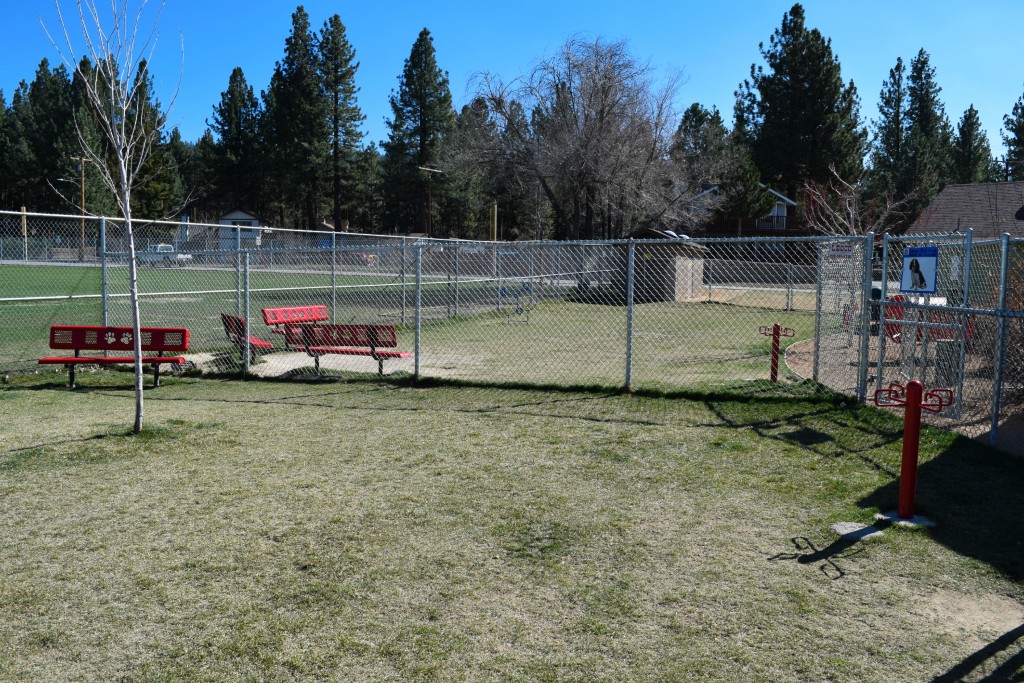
<box><xmin>1</xmin><ymin>373</ymin><xmax>1022</xmax><ymax>681</ymax></box>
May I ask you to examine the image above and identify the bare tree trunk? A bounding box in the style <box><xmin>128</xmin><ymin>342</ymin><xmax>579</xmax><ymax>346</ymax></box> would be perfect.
<box><xmin>47</xmin><ymin>0</ymin><xmax>179</xmax><ymax>434</ymax></box>
<box><xmin>123</xmin><ymin>211</ymin><xmax>145</xmax><ymax>433</ymax></box>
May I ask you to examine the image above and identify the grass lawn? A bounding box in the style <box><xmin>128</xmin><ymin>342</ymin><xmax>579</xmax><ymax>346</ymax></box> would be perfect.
<box><xmin>2</xmin><ymin>373</ymin><xmax>1022</xmax><ymax>682</ymax></box>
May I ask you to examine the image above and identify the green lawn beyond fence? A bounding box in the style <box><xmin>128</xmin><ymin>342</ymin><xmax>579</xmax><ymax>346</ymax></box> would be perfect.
<box><xmin>3</xmin><ymin>262</ymin><xmax>817</xmax><ymax>393</ymax></box>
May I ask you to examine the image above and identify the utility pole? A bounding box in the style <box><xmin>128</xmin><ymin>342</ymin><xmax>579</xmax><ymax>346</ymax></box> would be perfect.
<box><xmin>418</xmin><ymin>166</ymin><xmax>444</xmax><ymax>237</ymax></box>
<box><xmin>71</xmin><ymin>156</ymin><xmax>92</xmax><ymax>261</ymax></box>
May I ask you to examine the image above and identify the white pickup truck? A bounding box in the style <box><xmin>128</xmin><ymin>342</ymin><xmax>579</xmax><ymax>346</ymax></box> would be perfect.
<box><xmin>138</xmin><ymin>244</ymin><xmax>193</xmax><ymax>267</ymax></box>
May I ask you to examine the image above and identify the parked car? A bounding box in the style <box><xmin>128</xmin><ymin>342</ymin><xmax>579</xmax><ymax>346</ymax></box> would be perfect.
<box><xmin>138</xmin><ymin>244</ymin><xmax>193</xmax><ymax>267</ymax></box>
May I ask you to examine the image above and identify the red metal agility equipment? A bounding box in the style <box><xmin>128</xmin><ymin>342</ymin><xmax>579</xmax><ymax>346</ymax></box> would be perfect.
<box><xmin>873</xmin><ymin>381</ymin><xmax>953</xmax><ymax>519</ymax></box>
<box><xmin>758</xmin><ymin>323</ymin><xmax>795</xmax><ymax>383</ymax></box>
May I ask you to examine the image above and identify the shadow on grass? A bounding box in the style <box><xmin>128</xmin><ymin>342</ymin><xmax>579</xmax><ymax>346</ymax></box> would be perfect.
<box><xmin>768</xmin><ymin>534</ymin><xmax>872</xmax><ymax>580</ymax></box>
<box><xmin>700</xmin><ymin>399</ymin><xmax>904</xmax><ymax>477</ymax></box>
<box><xmin>858</xmin><ymin>436</ymin><xmax>1024</xmax><ymax>583</ymax></box>
<box><xmin>930</xmin><ymin>623</ymin><xmax>1024</xmax><ymax>682</ymax></box>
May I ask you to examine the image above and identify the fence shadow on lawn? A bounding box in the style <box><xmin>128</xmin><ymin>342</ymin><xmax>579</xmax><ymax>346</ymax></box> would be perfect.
<box><xmin>700</xmin><ymin>397</ymin><xmax>905</xmax><ymax>478</ymax></box>
<box><xmin>858</xmin><ymin>437</ymin><xmax>1024</xmax><ymax>584</ymax></box>
<box><xmin>929</xmin><ymin>623</ymin><xmax>1024</xmax><ymax>682</ymax></box>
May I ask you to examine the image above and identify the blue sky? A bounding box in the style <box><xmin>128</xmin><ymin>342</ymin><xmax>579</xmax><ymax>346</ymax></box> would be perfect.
<box><xmin>4</xmin><ymin>1</ymin><xmax>1023</xmax><ymax>157</ymax></box>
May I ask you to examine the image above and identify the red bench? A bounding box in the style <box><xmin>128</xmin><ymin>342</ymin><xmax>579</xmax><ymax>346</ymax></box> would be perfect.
<box><xmin>39</xmin><ymin>325</ymin><xmax>189</xmax><ymax>389</ymax></box>
<box><xmin>262</xmin><ymin>305</ymin><xmax>330</xmax><ymax>348</ymax></box>
<box><xmin>882</xmin><ymin>296</ymin><xmax>972</xmax><ymax>344</ymax></box>
<box><xmin>221</xmin><ymin>313</ymin><xmax>275</xmax><ymax>356</ymax></box>
<box><xmin>298</xmin><ymin>324</ymin><xmax>411</xmax><ymax>375</ymax></box>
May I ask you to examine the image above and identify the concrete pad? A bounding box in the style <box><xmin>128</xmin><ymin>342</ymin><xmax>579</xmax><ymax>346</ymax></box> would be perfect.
<box><xmin>830</xmin><ymin>522</ymin><xmax>885</xmax><ymax>540</ymax></box>
<box><xmin>875</xmin><ymin>511</ymin><xmax>936</xmax><ymax>528</ymax></box>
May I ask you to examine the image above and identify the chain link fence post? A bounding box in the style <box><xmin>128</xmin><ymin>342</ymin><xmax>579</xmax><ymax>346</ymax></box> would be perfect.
<box><xmin>625</xmin><ymin>239</ymin><xmax>635</xmax><ymax>390</ymax></box>
<box><xmin>787</xmin><ymin>263</ymin><xmax>794</xmax><ymax>311</ymax></box>
<box><xmin>454</xmin><ymin>246</ymin><xmax>460</xmax><ymax>318</ymax></box>
<box><xmin>331</xmin><ymin>232</ymin><xmax>337</xmax><ymax>322</ymax></box>
<box><xmin>991</xmin><ymin>233</ymin><xmax>1011</xmax><ymax>446</ymax></box>
<box><xmin>414</xmin><ymin>244</ymin><xmax>422</xmax><ymax>379</ymax></box>
<box><xmin>401</xmin><ymin>243</ymin><xmax>407</xmax><ymax>325</ymax></box>
<box><xmin>100</xmin><ymin>217</ymin><xmax>109</xmax><ymax>328</ymax></box>
<box><xmin>857</xmin><ymin>232</ymin><xmax>875</xmax><ymax>402</ymax></box>
<box><xmin>954</xmin><ymin>229</ymin><xmax>974</xmax><ymax>419</ymax></box>
<box><xmin>494</xmin><ymin>242</ymin><xmax>501</xmax><ymax>312</ymax></box>
<box><xmin>877</xmin><ymin>233</ymin><xmax>891</xmax><ymax>390</ymax></box>
<box><xmin>244</xmin><ymin>251</ymin><xmax>251</xmax><ymax>374</ymax></box>
<box><xmin>812</xmin><ymin>242</ymin><xmax>822</xmax><ymax>382</ymax></box>
<box><xmin>235</xmin><ymin>226</ymin><xmax>242</xmax><ymax>318</ymax></box>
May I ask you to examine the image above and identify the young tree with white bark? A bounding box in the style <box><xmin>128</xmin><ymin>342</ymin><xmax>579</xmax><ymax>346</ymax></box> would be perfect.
<box><xmin>47</xmin><ymin>0</ymin><xmax>178</xmax><ymax>433</ymax></box>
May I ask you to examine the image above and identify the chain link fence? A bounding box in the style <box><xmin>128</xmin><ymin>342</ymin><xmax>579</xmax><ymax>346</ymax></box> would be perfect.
<box><xmin>2</xmin><ymin>210</ymin><xmax>1021</xmax><ymax>449</ymax></box>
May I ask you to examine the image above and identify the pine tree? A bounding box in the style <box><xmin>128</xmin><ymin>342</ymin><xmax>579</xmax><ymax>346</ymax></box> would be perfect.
<box><xmin>185</xmin><ymin>130</ymin><xmax>219</xmax><ymax>221</ymax></box>
<box><xmin>209</xmin><ymin>66</ymin><xmax>262</xmax><ymax>213</ymax></box>
<box><xmin>264</xmin><ymin>6</ymin><xmax>329</xmax><ymax>229</ymax></box>
<box><xmin>735</xmin><ymin>3</ymin><xmax>865</xmax><ymax>196</ymax></box>
<box><xmin>24</xmin><ymin>59</ymin><xmax>78</xmax><ymax>211</ymax></box>
<box><xmin>672</xmin><ymin>104</ymin><xmax>730</xmax><ymax>174</ymax></box>
<box><xmin>1003</xmin><ymin>87</ymin><xmax>1024</xmax><ymax>181</ymax></box>
<box><xmin>69</xmin><ymin>56</ymin><xmax>118</xmax><ymax>217</ymax></box>
<box><xmin>440</xmin><ymin>98</ymin><xmax>499</xmax><ymax>239</ymax></box>
<box><xmin>382</xmin><ymin>28</ymin><xmax>455</xmax><ymax>235</ymax></box>
<box><xmin>905</xmin><ymin>49</ymin><xmax>954</xmax><ymax>203</ymax></box>
<box><xmin>0</xmin><ymin>90</ymin><xmax>16</xmax><ymax>209</ymax></box>
<box><xmin>867</xmin><ymin>57</ymin><xmax>909</xmax><ymax>199</ymax></box>
<box><xmin>7</xmin><ymin>83</ymin><xmax>36</xmax><ymax>205</ymax></box>
<box><xmin>126</xmin><ymin>60</ymin><xmax>183</xmax><ymax>218</ymax></box>
<box><xmin>350</xmin><ymin>144</ymin><xmax>383</xmax><ymax>232</ymax></box>
<box><xmin>952</xmin><ymin>105</ymin><xmax>996</xmax><ymax>183</ymax></box>
<box><xmin>319</xmin><ymin>14</ymin><xmax>364</xmax><ymax>231</ymax></box>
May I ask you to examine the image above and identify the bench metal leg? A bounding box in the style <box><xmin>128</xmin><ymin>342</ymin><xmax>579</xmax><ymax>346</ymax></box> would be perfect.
<box><xmin>378</xmin><ymin>357</ymin><xmax>384</xmax><ymax>375</ymax></box>
<box><xmin>153</xmin><ymin>363</ymin><xmax>161</xmax><ymax>387</ymax></box>
<box><xmin>68</xmin><ymin>364</ymin><xmax>76</xmax><ymax>389</ymax></box>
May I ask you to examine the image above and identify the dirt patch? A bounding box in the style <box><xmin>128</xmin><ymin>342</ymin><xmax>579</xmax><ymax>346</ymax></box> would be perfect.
<box><xmin>186</xmin><ymin>350</ymin><xmax>488</xmax><ymax>379</ymax></box>
<box><xmin>784</xmin><ymin>337</ymin><xmax>816</xmax><ymax>384</ymax></box>
<box><xmin>785</xmin><ymin>336</ymin><xmax>1024</xmax><ymax>457</ymax></box>
<box><xmin>922</xmin><ymin>588</ymin><xmax>1024</xmax><ymax>647</ymax></box>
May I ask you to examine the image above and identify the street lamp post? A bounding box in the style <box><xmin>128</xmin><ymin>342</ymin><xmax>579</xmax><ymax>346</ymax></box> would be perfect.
<box><xmin>71</xmin><ymin>156</ymin><xmax>91</xmax><ymax>261</ymax></box>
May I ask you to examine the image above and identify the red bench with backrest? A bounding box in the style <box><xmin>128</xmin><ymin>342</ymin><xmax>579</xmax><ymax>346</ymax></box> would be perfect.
<box><xmin>221</xmin><ymin>313</ymin><xmax>275</xmax><ymax>356</ymax></box>
<box><xmin>262</xmin><ymin>305</ymin><xmax>330</xmax><ymax>348</ymax></box>
<box><xmin>298</xmin><ymin>324</ymin><xmax>411</xmax><ymax>375</ymax></box>
<box><xmin>883</xmin><ymin>295</ymin><xmax>906</xmax><ymax>342</ymax></box>
<box><xmin>882</xmin><ymin>295</ymin><xmax>972</xmax><ymax>344</ymax></box>
<box><xmin>39</xmin><ymin>325</ymin><xmax>189</xmax><ymax>389</ymax></box>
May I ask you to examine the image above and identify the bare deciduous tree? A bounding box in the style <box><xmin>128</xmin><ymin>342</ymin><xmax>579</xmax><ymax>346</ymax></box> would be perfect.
<box><xmin>479</xmin><ymin>37</ymin><xmax>726</xmax><ymax>239</ymax></box>
<box><xmin>46</xmin><ymin>0</ymin><xmax>179</xmax><ymax>432</ymax></box>
<box><xmin>803</xmin><ymin>166</ymin><xmax>916</xmax><ymax>237</ymax></box>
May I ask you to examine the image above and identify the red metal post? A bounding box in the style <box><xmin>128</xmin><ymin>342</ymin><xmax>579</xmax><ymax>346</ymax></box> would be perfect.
<box><xmin>874</xmin><ymin>381</ymin><xmax>952</xmax><ymax>521</ymax></box>
<box><xmin>770</xmin><ymin>323</ymin><xmax>781</xmax><ymax>383</ymax></box>
<box><xmin>897</xmin><ymin>380</ymin><xmax>924</xmax><ymax>519</ymax></box>
<box><xmin>759</xmin><ymin>324</ymin><xmax>793</xmax><ymax>383</ymax></box>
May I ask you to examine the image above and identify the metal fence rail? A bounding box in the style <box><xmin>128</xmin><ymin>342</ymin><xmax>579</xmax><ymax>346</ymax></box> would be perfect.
<box><xmin>2</xmin><ymin>210</ymin><xmax>1020</xmax><ymax>449</ymax></box>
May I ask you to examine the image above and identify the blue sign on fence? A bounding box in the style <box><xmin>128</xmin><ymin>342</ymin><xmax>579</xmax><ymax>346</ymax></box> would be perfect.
<box><xmin>900</xmin><ymin>246</ymin><xmax>938</xmax><ymax>295</ymax></box>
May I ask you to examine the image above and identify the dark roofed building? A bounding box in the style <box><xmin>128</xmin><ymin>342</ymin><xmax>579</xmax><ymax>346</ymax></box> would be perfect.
<box><xmin>910</xmin><ymin>182</ymin><xmax>1024</xmax><ymax>239</ymax></box>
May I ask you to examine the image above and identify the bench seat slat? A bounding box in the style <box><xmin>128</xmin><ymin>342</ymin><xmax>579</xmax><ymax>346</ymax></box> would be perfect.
<box><xmin>262</xmin><ymin>305</ymin><xmax>329</xmax><ymax>327</ymax></box>
<box><xmin>304</xmin><ymin>347</ymin><xmax>410</xmax><ymax>358</ymax></box>
<box><xmin>39</xmin><ymin>356</ymin><xmax>186</xmax><ymax>365</ymax></box>
<box><xmin>301</xmin><ymin>324</ymin><xmax>399</xmax><ymax>348</ymax></box>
